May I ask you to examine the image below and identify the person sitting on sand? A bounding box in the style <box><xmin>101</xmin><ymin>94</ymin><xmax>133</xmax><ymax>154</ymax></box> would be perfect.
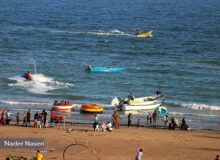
<box><xmin>136</xmin><ymin>144</ymin><xmax>143</xmax><ymax>160</ymax></box>
<box><xmin>106</xmin><ymin>121</ymin><xmax>113</xmax><ymax>132</ymax></box>
<box><xmin>169</xmin><ymin>117</ymin><xmax>178</xmax><ymax>130</ymax></box>
<box><xmin>181</xmin><ymin>117</ymin><xmax>189</xmax><ymax>130</ymax></box>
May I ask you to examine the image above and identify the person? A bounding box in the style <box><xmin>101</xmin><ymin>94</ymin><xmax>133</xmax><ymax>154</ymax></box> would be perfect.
<box><xmin>152</xmin><ymin>111</ymin><xmax>157</xmax><ymax>124</ymax></box>
<box><xmin>23</xmin><ymin>71</ymin><xmax>32</xmax><ymax>80</ymax></box>
<box><xmin>181</xmin><ymin>117</ymin><xmax>189</xmax><ymax>130</ymax></box>
<box><xmin>85</xmin><ymin>65</ymin><xmax>92</xmax><ymax>71</ymax></box>
<box><xmin>112</xmin><ymin>111</ymin><xmax>122</xmax><ymax>129</ymax></box>
<box><xmin>169</xmin><ymin>117</ymin><xmax>178</xmax><ymax>130</ymax></box>
<box><xmin>128</xmin><ymin>113</ymin><xmax>132</xmax><ymax>128</ymax></box>
<box><xmin>146</xmin><ymin>113</ymin><xmax>151</xmax><ymax>125</ymax></box>
<box><xmin>136</xmin><ymin>144</ymin><xmax>143</xmax><ymax>160</ymax></box>
<box><xmin>37</xmin><ymin>114</ymin><xmax>43</xmax><ymax>128</ymax></box>
<box><xmin>27</xmin><ymin>109</ymin><xmax>31</xmax><ymax>127</ymax></box>
<box><xmin>106</xmin><ymin>121</ymin><xmax>113</xmax><ymax>132</ymax></box>
<box><xmin>163</xmin><ymin>114</ymin><xmax>168</xmax><ymax>128</ymax></box>
<box><xmin>53</xmin><ymin>100</ymin><xmax>58</xmax><ymax>105</ymax></box>
<box><xmin>214</xmin><ymin>155</ymin><xmax>219</xmax><ymax>160</ymax></box>
<box><xmin>6</xmin><ymin>110</ymin><xmax>11</xmax><ymax>125</ymax></box>
<box><xmin>156</xmin><ymin>88</ymin><xmax>161</xmax><ymax>96</ymax></box>
<box><xmin>128</xmin><ymin>92</ymin><xmax>135</xmax><ymax>100</ymax></box>
<box><xmin>42</xmin><ymin>109</ymin><xmax>47</xmax><ymax>128</ymax></box>
<box><xmin>34</xmin><ymin>111</ymin><xmax>39</xmax><ymax>128</ymax></box>
<box><xmin>137</xmin><ymin>119</ymin><xmax>141</xmax><ymax>128</ymax></box>
<box><xmin>1</xmin><ymin>109</ymin><xmax>6</xmax><ymax>126</ymax></box>
<box><xmin>22</xmin><ymin>111</ymin><xmax>27</xmax><ymax>127</ymax></box>
<box><xmin>35</xmin><ymin>150</ymin><xmax>43</xmax><ymax>160</ymax></box>
<box><xmin>101</xmin><ymin>121</ymin><xmax>106</xmax><ymax>132</ymax></box>
<box><xmin>59</xmin><ymin>100</ymin><xmax>64</xmax><ymax>106</ymax></box>
<box><xmin>136</xmin><ymin>29</ymin><xmax>144</xmax><ymax>35</ymax></box>
<box><xmin>50</xmin><ymin>110</ymin><xmax>55</xmax><ymax>126</ymax></box>
<box><xmin>16</xmin><ymin>112</ymin><xmax>20</xmax><ymax>126</ymax></box>
<box><xmin>157</xmin><ymin>105</ymin><xmax>162</xmax><ymax>118</ymax></box>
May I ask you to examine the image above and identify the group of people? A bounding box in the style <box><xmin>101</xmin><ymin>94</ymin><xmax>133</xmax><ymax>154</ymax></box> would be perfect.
<box><xmin>15</xmin><ymin>109</ymin><xmax>48</xmax><ymax>128</ymax></box>
<box><xmin>53</xmin><ymin>100</ymin><xmax>72</xmax><ymax>106</ymax></box>
<box><xmin>93</xmin><ymin>114</ymin><xmax>113</xmax><ymax>132</ymax></box>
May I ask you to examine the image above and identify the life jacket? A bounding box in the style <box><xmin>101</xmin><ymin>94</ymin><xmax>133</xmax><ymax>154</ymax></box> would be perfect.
<box><xmin>28</xmin><ymin>72</ymin><xmax>32</xmax><ymax>79</ymax></box>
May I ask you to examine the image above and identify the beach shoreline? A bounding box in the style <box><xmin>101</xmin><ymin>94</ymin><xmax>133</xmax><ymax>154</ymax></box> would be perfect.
<box><xmin>0</xmin><ymin>125</ymin><xmax>219</xmax><ymax>160</ymax></box>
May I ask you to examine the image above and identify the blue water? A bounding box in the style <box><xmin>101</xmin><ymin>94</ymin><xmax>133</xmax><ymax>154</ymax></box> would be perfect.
<box><xmin>0</xmin><ymin>0</ymin><xmax>220</xmax><ymax>129</ymax></box>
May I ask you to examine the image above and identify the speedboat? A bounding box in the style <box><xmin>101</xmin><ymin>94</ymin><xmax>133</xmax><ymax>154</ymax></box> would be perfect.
<box><xmin>111</xmin><ymin>94</ymin><xmax>164</xmax><ymax>111</ymax></box>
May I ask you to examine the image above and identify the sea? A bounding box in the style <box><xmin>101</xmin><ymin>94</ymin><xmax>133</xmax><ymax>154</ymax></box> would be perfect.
<box><xmin>0</xmin><ymin>0</ymin><xmax>219</xmax><ymax>130</ymax></box>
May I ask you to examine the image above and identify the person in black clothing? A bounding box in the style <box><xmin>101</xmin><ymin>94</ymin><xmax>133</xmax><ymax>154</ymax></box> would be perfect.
<box><xmin>181</xmin><ymin>117</ymin><xmax>189</xmax><ymax>130</ymax></box>
<box><xmin>27</xmin><ymin>109</ymin><xmax>31</xmax><ymax>127</ymax></box>
<box><xmin>42</xmin><ymin>109</ymin><xmax>47</xmax><ymax>128</ymax></box>
<box><xmin>128</xmin><ymin>113</ymin><xmax>132</xmax><ymax>128</ymax></box>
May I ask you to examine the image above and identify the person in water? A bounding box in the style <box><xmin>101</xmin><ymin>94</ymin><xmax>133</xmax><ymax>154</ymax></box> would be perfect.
<box><xmin>85</xmin><ymin>65</ymin><xmax>92</xmax><ymax>71</ymax></box>
<box><xmin>23</xmin><ymin>71</ymin><xmax>32</xmax><ymax>80</ymax></box>
<box><xmin>136</xmin><ymin>29</ymin><xmax>145</xmax><ymax>35</ymax></box>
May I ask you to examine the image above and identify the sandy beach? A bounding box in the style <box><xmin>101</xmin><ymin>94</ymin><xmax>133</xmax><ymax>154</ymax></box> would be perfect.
<box><xmin>0</xmin><ymin>124</ymin><xmax>219</xmax><ymax>160</ymax></box>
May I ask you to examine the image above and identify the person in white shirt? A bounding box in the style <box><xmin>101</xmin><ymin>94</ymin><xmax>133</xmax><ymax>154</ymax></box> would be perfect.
<box><xmin>136</xmin><ymin>144</ymin><xmax>143</xmax><ymax>160</ymax></box>
<box><xmin>106</xmin><ymin>121</ymin><xmax>113</xmax><ymax>132</ymax></box>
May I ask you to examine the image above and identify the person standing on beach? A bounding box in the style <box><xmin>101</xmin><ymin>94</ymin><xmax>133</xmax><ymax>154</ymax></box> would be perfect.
<box><xmin>153</xmin><ymin>111</ymin><xmax>157</xmax><ymax>124</ymax></box>
<box><xmin>6</xmin><ymin>110</ymin><xmax>11</xmax><ymax>125</ymax></box>
<box><xmin>136</xmin><ymin>144</ymin><xmax>143</xmax><ymax>160</ymax></box>
<box><xmin>112</xmin><ymin>111</ymin><xmax>122</xmax><ymax>129</ymax></box>
<box><xmin>27</xmin><ymin>109</ymin><xmax>31</xmax><ymax>127</ymax></box>
<box><xmin>128</xmin><ymin>113</ymin><xmax>132</xmax><ymax>128</ymax></box>
<box><xmin>16</xmin><ymin>112</ymin><xmax>20</xmax><ymax>126</ymax></box>
<box><xmin>42</xmin><ymin>109</ymin><xmax>47</xmax><ymax>128</ymax></box>
<box><xmin>22</xmin><ymin>111</ymin><xmax>27</xmax><ymax>127</ymax></box>
<box><xmin>137</xmin><ymin>119</ymin><xmax>141</xmax><ymax>128</ymax></box>
<box><xmin>34</xmin><ymin>111</ymin><xmax>39</xmax><ymax>128</ymax></box>
<box><xmin>1</xmin><ymin>109</ymin><xmax>6</xmax><ymax>126</ymax></box>
<box><xmin>146</xmin><ymin>113</ymin><xmax>151</xmax><ymax>125</ymax></box>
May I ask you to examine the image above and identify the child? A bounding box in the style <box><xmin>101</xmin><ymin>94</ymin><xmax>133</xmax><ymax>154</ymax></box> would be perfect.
<box><xmin>136</xmin><ymin>144</ymin><xmax>143</xmax><ymax>160</ymax></box>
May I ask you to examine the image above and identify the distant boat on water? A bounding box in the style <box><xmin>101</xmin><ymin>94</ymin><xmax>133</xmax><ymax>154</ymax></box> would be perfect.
<box><xmin>86</xmin><ymin>66</ymin><xmax>124</xmax><ymax>73</ymax></box>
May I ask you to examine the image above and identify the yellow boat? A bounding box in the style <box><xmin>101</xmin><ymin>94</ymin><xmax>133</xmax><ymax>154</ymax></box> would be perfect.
<box><xmin>137</xmin><ymin>30</ymin><xmax>153</xmax><ymax>37</ymax></box>
<box><xmin>80</xmin><ymin>104</ymin><xmax>104</xmax><ymax>114</ymax></box>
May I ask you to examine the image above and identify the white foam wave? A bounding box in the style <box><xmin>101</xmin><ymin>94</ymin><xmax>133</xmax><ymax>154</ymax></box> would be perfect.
<box><xmin>87</xmin><ymin>29</ymin><xmax>134</xmax><ymax>37</ymax></box>
<box><xmin>8</xmin><ymin>73</ymin><xmax>74</xmax><ymax>94</ymax></box>
<box><xmin>176</xmin><ymin>102</ymin><xmax>220</xmax><ymax>111</ymax></box>
<box><xmin>0</xmin><ymin>99</ymin><xmax>52</xmax><ymax>106</ymax></box>
<box><xmin>169</xmin><ymin>111</ymin><xmax>220</xmax><ymax>117</ymax></box>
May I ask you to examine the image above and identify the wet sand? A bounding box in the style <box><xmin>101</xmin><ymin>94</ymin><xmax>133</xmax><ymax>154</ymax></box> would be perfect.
<box><xmin>0</xmin><ymin>125</ymin><xmax>219</xmax><ymax>160</ymax></box>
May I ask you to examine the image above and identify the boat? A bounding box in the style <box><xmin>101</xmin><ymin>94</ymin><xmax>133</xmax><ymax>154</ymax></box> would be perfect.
<box><xmin>80</xmin><ymin>104</ymin><xmax>104</xmax><ymax>114</ymax></box>
<box><xmin>111</xmin><ymin>94</ymin><xmax>164</xmax><ymax>111</ymax></box>
<box><xmin>51</xmin><ymin>104</ymin><xmax>74</xmax><ymax>112</ymax></box>
<box><xmin>155</xmin><ymin>106</ymin><xmax>167</xmax><ymax>116</ymax></box>
<box><xmin>136</xmin><ymin>30</ymin><xmax>153</xmax><ymax>37</ymax></box>
<box><xmin>90</xmin><ymin>67</ymin><xmax>123</xmax><ymax>73</ymax></box>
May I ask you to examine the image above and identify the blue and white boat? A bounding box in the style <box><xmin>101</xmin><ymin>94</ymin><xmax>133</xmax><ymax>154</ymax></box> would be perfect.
<box><xmin>90</xmin><ymin>67</ymin><xmax>123</xmax><ymax>73</ymax></box>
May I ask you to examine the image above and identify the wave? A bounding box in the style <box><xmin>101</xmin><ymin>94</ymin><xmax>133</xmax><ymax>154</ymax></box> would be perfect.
<box><xmin>0</xmin><ymin>99</ymin><xmax>52</xmax><ymax>106</ymax></box>
<box><xmin>8</xmin><ymin>73</ymin><xmax>74</xmax><ymax>94</ymax></box>
<box><xmin>175</xmin><ymin>102</ymin><xmax>220</xmax><ymax>111</ymax></box>
<box><xmin>168</xmin><ymin>111</ymin><xmax>220</xmax><ymax>118</ymax></box>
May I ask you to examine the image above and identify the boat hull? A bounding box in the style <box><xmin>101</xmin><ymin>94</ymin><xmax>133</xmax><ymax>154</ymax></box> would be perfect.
<box><xmin>51</xmin><ymin>105</ymin><xmax>74</xmax><ymax>112</ymax></box>
<box><xmin>90</xmin><ymin>67</ymin><xmax>123</xmax><ymax>73</ymax></box>
<box><xmin>118</xmin><ymin>103</ymin><xmax>161</xmax><ymax>111</ymax></box>
<box><xmin>80</xmin><ymin>104</ymin><xmax>104</xmax><ymax>114</ymax></box>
